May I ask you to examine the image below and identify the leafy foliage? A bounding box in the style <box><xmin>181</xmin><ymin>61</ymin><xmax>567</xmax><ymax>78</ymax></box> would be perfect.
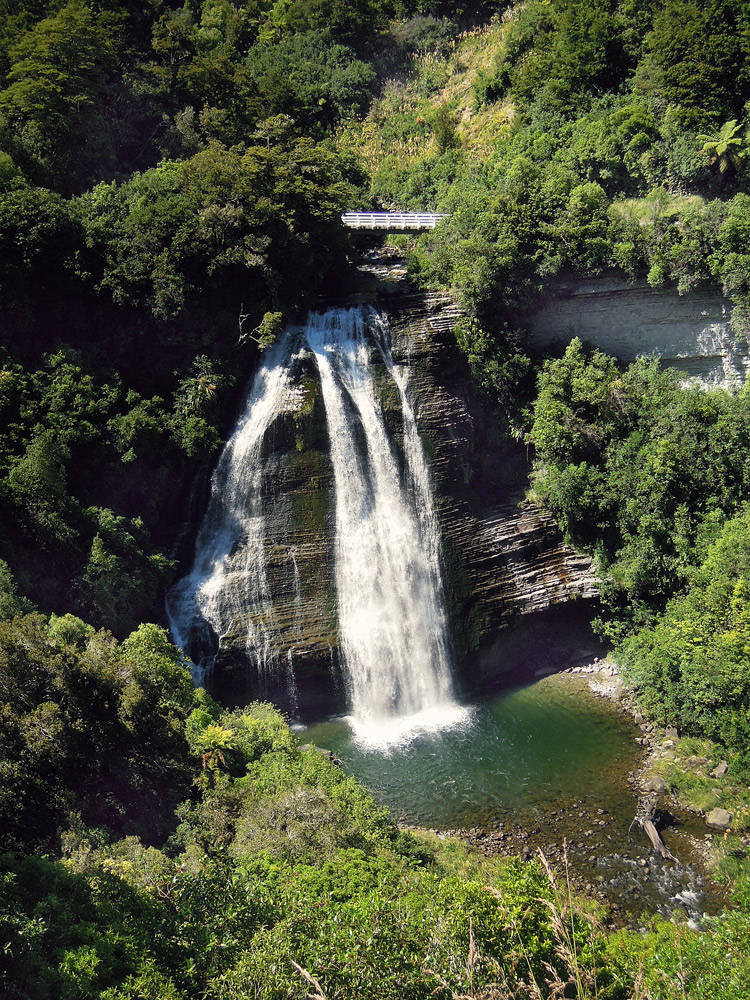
<box><xmin>0</xmin><ymin>688</ymin><xmax>614</xmax><ymax>1000</ymax></box>
<box><xmin>643</xmin><ymin>0</ymin><xmax>750</xmax><ymax>123</ymax></box>
<box><xmin>621</xmin><ymin>508</ymin><xmax>750</xmax><ymax>765</ymax></box>
<box><xmin>246</xmin><ymin>29</ymin><xmax>376</xmax><ymax>134</ymax></box>
<box><xmin>3</xmin><ymin>4</ymin><xmax>750</xmax><ymax>998</ymax></box>
<box><xmin>0</xmin><ymin>3</ymin><xmax>127</xmax><ymax>191</ymax></box>
<box><xmin>0</xmin><ymin>617</ymin><xmax>195</xmax><ymax>853</ymax></box>
<box><xmin>698</xmin><ymin>120</ymin><xmax>748</xmax><ymax>180</ymax></box>
<box><xmin>530</xmin><ymin>340</ymin><xmax>750</xmax><ymax>626</ymax></box>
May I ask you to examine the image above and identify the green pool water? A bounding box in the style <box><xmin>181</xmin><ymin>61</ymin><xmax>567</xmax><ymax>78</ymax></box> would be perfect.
<box><xmin>298</xmin><ymin>674</ymin><xmax>638</xmax><ymax>829</ymax></box>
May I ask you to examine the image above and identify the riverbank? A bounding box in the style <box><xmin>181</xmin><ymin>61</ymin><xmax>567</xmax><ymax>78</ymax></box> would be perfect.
<box><xmin>573</xmin><ymin>657</ymin><xmax>749</xmax><ymax>846</ymax></box>
<box><xmin>434</xmin><ymin>667</ymin><xmax>730</xmax><ymax>927</ymax></box>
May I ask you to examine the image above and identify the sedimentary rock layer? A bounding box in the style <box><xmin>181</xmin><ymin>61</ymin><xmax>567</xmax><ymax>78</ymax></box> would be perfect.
<box><xmin>524</xmin><ymin>276</ymin><xmax>748</xmax><ymax>389</ymax></box>
<box><xmin>384</xmin><ymin>293</ymin><xmax>597</xmax><ymax>668</ymax></box>
<box><xmin>202</xmin><ymin>290</ymin><xmax>599</xmax><ymax>702</ymax></box>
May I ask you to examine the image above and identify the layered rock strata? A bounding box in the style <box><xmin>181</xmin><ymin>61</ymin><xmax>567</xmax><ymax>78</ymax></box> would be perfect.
<box><xmin>524</xmin><ymin>276</ymin><xmax>749</xmax><ymax>389</ymax></box>
<box><xmin>206</xmin><ymin>270</ymin><xmax>750</xmax><ymax>706</ymax></box>
<box><xmin>213</xmin><ymin>359</ymin><xmax>337</xmax><ymax>700</ymax></box>
<box><xmin>206</xmin><ymin>290</ymin><xmax>598</xmax><ymax>706</ymax></box>
<box><xmin>210</xmin><ymin>295</ymin><xmax>596</xmax><ymax>710</ymax></box>
<box><xmin>384</xmin><ymin>293</ymin><xmax>597</xmax><ymax>675</ymax></box>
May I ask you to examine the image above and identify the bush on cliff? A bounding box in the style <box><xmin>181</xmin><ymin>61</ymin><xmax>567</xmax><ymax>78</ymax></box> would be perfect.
<box><xmin>530</xmin><ymin>339</ymin><xmax>750</xmax><ymax>631</ymax></box>
<box><xmin>621</xmin><ymin>507</ymin><xmax>750</xmax><ymax>768</ymax></box>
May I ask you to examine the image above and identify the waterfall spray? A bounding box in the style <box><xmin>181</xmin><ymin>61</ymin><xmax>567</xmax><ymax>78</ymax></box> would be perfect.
<box><xmin>166</xmin><ymin>336</ymin><xmax>294</xmax><ymax>689</ymax></box>
<box><xmin>305</xmin><ymin>308</ymin><xmax>467</xmax><ymax>746</ymax></box>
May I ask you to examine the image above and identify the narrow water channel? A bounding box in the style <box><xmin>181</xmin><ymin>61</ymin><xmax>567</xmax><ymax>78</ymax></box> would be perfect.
<box><xmin>299</xmin><ymin>673</ymin><xmax>726</xmax><ymax>924</ymax></box>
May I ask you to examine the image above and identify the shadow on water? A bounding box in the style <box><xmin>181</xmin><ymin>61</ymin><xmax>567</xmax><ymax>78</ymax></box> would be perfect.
<box><xmin>299</xmin><ymin>673</ymin><xmax>727</xmax><ymax>925</ymax></box>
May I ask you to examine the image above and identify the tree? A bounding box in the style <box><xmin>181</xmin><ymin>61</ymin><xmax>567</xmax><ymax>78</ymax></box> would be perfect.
<box><xmin>0</xmin><ymin>558</ymin><xmax>33</xmax><ymax>619</ymax></box>
<box><xmin>531</xmin><ymin>341</ymin><xmax>750</xmax><ymax>623</ymax></box>
<box><xmin>0</xmin><ymin>185</ymin><xmax>81</xmax><ymax>315</ymax></box>
<box><xmin>432</xmin><ymin>100</ymin><xmax>458</xmax><ymax>154</ymax></box>
<box><xmin>174</xmin><ymin>356</ymin><xmax>229</xmax><ymax>417</ymax></box>
<box><xmin>246</xmin><ymin>29</ymin><xmax>376</xmax><ymax>134</ymax></box>
<box><xmin>78</xmin><ymin>508</ymin><xmax>172</xmax><ymax>636</ymax></box>
<box><xmin>239</xmin><ymin>308</ymin><xmax>284</xmax><ymax>349</ymax></box>
<box><xmin>621</xmin><ymin>507</ymin><xmax>750</xmax><ymax>767</ymax></box>
<box><xmin>0</xmin><ymin>4</ymin><xmax>125</xmax><ymax>191</ymax></box>
<box><xmin>697</xmin><ymin>119</ymin><xmax>747</xmax><ymax>183</ymax></box>
<box><xmin>644</xmin><ymin>0</ymin><xmax>750</xmax><ymax>122</ymax></box>
<box><xmin>79</xmin><ymin>129</ymin><xmax>353</xmax><ymax>326</ymax></box>
<box><xmin>494</xmin><ymin>0</ymin><xmax>632</xmax><ymax>111</ymax></box>
<box><xmin>0</xmin><ymin>614</ymin><xmax>195</xmax><ymax>853</ymax></box>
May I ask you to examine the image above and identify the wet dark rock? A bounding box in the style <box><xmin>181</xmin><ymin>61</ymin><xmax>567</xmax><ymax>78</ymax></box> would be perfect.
<box><xmin>300</xmin><ymin>744</ymin><xmax>343</xmax><ymax>767</ymax></box>
<box><xmin>209</xmin><ymin>289</ymin><xmax>601</xmax><ymax>701</ymax></box>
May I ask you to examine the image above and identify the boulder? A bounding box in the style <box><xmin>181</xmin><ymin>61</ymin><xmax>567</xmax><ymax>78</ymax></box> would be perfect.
<box><xmin>705</xmin><ymin>808</ymin><xmax>732</xmax><ymax>831</ymax></box>
<box><xmin>641</xmin><ymin>774</ymin><xmax>668</xmax><ymax>794</ymax></box>
<box><xmin>710</xmin><ymin>761</ymin><xmax>729</xmax><ymax>779</ymax></box>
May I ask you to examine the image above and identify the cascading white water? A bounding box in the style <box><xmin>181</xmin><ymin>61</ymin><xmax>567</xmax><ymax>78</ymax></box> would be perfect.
<box><xmin>166</xmin><ymin>336</ymin><xmax>294</xmax><ymax>689</ymax></box>
<box><xmin>168</xmin><ymin>306</ymin><xmax>467</xmax><ymax>746</ymax></box>
<box><xmin>288</xmin><ymin>547</ymin><xmax>303</xmax><ymax>638</ymax></box>
<box><xmin>305</xmin><ymin>308</ymin><xmax>467</xmax><ymax>746</ymax></box>
<box><xmin>372</xmin><ymin>312</ymin><xmax>443</xmax><ymax>577</ymax></box>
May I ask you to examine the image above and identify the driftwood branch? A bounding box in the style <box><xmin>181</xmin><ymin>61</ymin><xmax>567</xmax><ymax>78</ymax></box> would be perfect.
<box><xmin>630</xmin><ymin>793</ymin><xmax>677</xmax><ymax>862</ymax></box>
<box><xmin>290</xmin><ymin>960</ymin><xmax>329</xmax><ymax>1000</ymax></box>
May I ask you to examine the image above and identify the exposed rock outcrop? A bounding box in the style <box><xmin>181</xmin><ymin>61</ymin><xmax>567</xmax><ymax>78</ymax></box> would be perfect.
<box><xmin>384</xmin><ymin>293</ymin><xmax>598</xmax><ymax>677</ymax></box>
<box><xmin>206</xmin><ymin>286</ymin><xmax>599</xmax><ymax>708</ymax></box>
<box><xmin>210</xmin><ymin>359</ymin><xmax>339</xmax><ymax>710</ymax></box>
<box><xmin>524</xmin><ymin>275</ymin><xmax>749</xmax><ymax>389</ymax></box>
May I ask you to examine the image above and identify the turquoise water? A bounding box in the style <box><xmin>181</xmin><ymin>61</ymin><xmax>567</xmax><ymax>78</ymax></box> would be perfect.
<box><xmin>298</xmin><ymin>675</ymin><xmax>639</xmax><ymax>829</ymax></box>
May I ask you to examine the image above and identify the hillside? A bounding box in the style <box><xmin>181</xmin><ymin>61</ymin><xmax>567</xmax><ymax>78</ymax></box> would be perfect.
<box><xmin>3</xmin><ymin>2</ymin><xmax>750</xmax><ymax>998</ymax></box>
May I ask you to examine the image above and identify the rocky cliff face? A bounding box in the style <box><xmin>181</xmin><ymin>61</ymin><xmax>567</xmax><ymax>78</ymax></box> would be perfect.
<box><xmin>205</xmin><ymin>269</ymin><xmax>745</xmax><ymax>708</ymax></box>
<box><xmin>384</xmin><ymin>293</ymin><xmax>598</xmax><ymax>682</ymax></box>
<box><xmin>208</xmin><ymin>355</ymin><xmax>340</xmax><ymax>711</ymax></box>
<box><xmin>208</xmin><ymin>289</ymin><xmax>598</xmax><ymax>708</ymax></box>
<box><xmin>524</xmin><ymin>276</ymin><xmax>749</xmax><ymax>389</ymax></box>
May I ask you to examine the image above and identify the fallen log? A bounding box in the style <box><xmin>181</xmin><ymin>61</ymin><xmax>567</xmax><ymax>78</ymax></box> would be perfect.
<box><xmin>630</xmin><ymin>793</ymin><xmax>678</xmax><ymax>862</ymax></box>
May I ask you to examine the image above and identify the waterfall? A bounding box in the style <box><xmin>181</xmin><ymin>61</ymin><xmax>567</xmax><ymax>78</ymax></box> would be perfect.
<box><xmin>166</xmin><ymin>336</ymin><xmax>295</xmax><ymax>689</ymax></box>
<box><xmin>289</xmin><ymin>547</ymin><xmax>302</xmax><ymax>638</ymax></box>
<box><xmin>305</xmin><ymin>308</ymin><xmax>466</xmax><ymax>746</ymax></box>
<box><xmin>168</xmin><ymin>306</ymin><xmax>467</xmax><ymax>745</ymax></box>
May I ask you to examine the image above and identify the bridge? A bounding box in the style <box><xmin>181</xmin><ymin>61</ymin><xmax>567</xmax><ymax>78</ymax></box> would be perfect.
<box><xmin>341</xmin><ymin>212</ymin><xmax>449</xmax><ymax>231</ymax></box>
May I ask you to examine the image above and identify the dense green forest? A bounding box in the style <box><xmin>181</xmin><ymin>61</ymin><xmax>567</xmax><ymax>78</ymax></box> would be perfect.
<box><xmin>4</xmin><ymin>0</ymin><xmax>750</xmax><ymax>996</ymax></box>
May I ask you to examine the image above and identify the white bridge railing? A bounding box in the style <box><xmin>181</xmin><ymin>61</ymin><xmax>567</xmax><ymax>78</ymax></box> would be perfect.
<box><xmin>342</xmin><ymin>212</ymin><xmax>449</xmax><ymax>231</ymax></box>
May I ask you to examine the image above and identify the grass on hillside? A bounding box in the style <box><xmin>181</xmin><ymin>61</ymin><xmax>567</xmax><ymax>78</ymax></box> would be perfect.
<box><xmin>337</xmin><ymin>20</ymin><xmax>514</xmax><ymax>203</ymax></box>
<box><xmin>610</xmin><ymin>192</ymin><xmax>707</xmax><ymax>226</ymax></box>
